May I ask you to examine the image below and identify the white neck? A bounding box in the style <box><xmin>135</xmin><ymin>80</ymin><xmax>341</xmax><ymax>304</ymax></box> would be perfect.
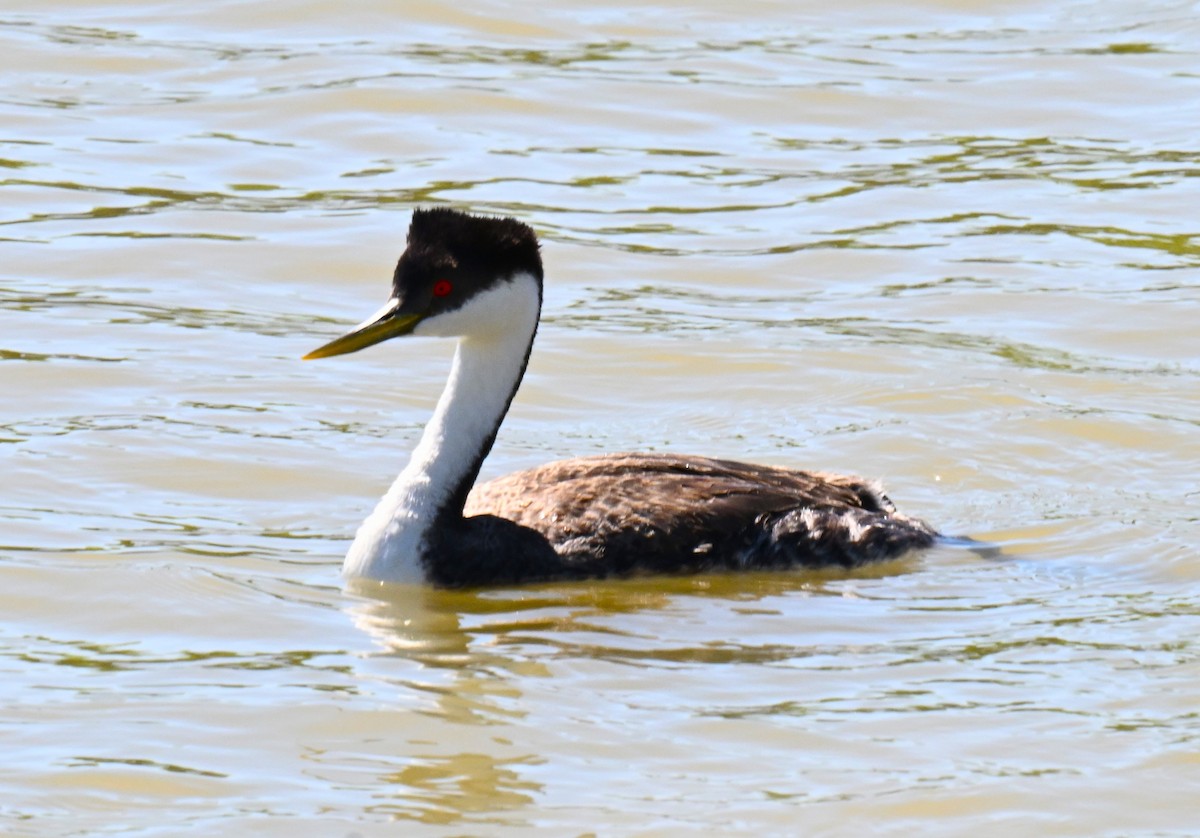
<box><xmin>342</xmin><ymin>273</ymin><xmax>540</xmax><ymax>583</ymax></box>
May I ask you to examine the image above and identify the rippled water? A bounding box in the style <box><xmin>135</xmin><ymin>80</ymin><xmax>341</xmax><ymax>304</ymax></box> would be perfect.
<box><xmin>3</xmin><ymin>0</ymin><xmax>1199</xmax><ymax>834</ymax></box>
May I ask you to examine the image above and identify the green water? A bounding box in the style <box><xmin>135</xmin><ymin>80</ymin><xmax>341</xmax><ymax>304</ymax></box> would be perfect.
<box><xmin>2</xmin><ymin>1</ymin><xmax>1198</xmax><ymax>834</ymax></box>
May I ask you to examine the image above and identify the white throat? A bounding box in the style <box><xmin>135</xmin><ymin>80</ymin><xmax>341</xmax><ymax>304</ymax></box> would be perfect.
<box><xmin>342</xmin><ymin>272</ymin><xmax>540</xmax><ymax>583</ymax></box>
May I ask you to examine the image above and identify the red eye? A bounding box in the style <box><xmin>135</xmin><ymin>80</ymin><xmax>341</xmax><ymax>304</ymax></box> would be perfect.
<box><xmin>432</xmin><ymin>279</ymin><xmax>453</xmax><ymax>297</ymax></box>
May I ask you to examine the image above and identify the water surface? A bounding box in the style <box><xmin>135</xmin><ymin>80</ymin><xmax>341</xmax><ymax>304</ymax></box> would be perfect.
<box><xmin>2</xmin><ymin>0</ymin><xmax>1199</xmax><ymax>834</ymax></box>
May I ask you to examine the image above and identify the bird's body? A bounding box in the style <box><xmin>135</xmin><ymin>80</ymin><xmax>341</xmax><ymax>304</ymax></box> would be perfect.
<box><xmin>460</xmin><ymin>452</ymin><xmax>933</xmax><ymax>587</ymax></box>
<box><xmin>305</xmin><ymin>208</ymin><xmax>937</xmax><ymax>587</ymax></box>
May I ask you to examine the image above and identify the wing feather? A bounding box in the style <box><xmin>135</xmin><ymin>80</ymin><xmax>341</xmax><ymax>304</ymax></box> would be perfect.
<box><xmin>464</xmin><ymin>453</ymin><xmax>933</xmax><ymax>573</ymax></box>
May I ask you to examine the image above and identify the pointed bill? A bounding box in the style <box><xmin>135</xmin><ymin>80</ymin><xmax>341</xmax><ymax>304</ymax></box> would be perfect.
<box><xmin>303</xmin><ymin>298</ymin><xmax>424</xmax><ymax>360</ymax></box>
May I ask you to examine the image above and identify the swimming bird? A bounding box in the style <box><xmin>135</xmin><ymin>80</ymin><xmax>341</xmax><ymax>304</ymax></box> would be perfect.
<box><xmin>305</xmin><ymin>208</ymin><xmax>937</xmax><ymax>587</ymax></box>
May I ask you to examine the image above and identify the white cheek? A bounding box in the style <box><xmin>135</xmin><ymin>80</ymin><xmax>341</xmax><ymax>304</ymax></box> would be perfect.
<box><xmin>413</xmin><ymin>296</ymin><xmax>488</xmax><ymax>338</ymax></box>
<box><xmin>413</xmin><ymin>273</ymin><xmax>539</xmax><ymax>340</ymax></box>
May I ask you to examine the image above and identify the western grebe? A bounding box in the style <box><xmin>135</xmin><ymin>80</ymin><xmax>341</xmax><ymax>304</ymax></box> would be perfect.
<box><xmin>305</xmin><ymin>208</ymin><xmax>937</xmax><ymax>586</ymax></box>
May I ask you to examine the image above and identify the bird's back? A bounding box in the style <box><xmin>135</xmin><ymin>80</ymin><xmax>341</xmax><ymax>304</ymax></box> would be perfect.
<box><xmin>464</xmin><ymin>452</ymin><xmax>936</xmax><ymax>576</ymax></box>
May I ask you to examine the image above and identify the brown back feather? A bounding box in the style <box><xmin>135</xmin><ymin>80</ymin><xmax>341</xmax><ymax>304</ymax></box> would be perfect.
<box><xmin>463</xmin><ymin>453</ymin><xmax>928</xmax><ymax>575</ymax></box>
